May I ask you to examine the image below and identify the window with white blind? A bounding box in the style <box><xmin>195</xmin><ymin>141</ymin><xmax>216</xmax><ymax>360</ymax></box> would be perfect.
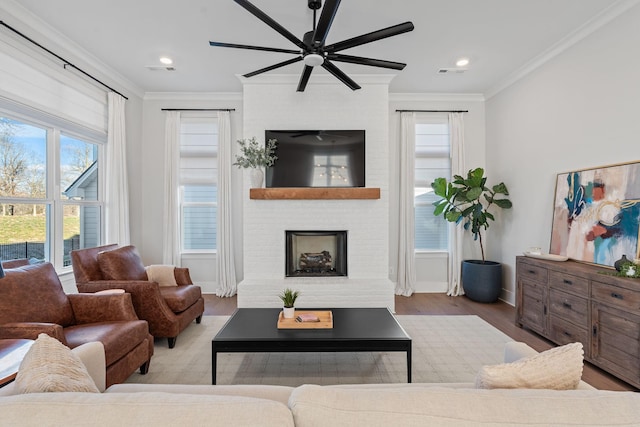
<box><xmin>415</xmin><ymin>118</ymin><xmax>450</xmax><ymax>251</ymax></box>
<box><xmin>179</xmin><ymin>116</ymin><xmax>218</xmax><ymax>252</ymax></box>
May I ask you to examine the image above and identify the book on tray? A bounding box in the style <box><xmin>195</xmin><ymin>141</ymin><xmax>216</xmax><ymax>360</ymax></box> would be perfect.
<box><xmin>296</xmin><ymin>313</ymin><xmax>320</xmax><ymax>322</ymax></box>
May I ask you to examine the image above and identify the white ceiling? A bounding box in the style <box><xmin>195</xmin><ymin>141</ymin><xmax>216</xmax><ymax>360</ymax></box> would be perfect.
<box><xmin>4</xmin><ymin>0</ymin><xmax>624</xmax><ymax>95</ymax></box>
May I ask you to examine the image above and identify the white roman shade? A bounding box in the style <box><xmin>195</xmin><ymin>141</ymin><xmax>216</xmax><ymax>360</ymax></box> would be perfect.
<box><xmin>179</xmin><ymin>117</ymin><xmax>218</xmax><ymax>186</ymax></box>
<box><xmin>0</xmin><ymin>34</ymin><xmax>107</xmax><ymax>133</ymax></box>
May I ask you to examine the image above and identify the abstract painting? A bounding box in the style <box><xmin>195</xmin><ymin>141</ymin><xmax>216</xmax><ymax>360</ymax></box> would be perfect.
<box><xmin>550</xmin><ymin>162</ymin><xmax>640</xmax><ymax>267</ymax></box>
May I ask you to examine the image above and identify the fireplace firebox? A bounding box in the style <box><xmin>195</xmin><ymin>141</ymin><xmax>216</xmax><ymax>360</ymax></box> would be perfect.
<box><xmin>285</xmin><ymin>231</ymin><xmax>347</xmax><ymax>277</ymax></box>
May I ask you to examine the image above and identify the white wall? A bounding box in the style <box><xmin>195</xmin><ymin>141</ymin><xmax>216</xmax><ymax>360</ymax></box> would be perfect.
<box><xmin>388</xmin><ymin>94</ymin><xmax>486</xmax><ymax>293</ymax></box>
<box><xmin>486</xmin><ymin>4</ymin><xmax>640</xmax><ymax>304</ymax></box>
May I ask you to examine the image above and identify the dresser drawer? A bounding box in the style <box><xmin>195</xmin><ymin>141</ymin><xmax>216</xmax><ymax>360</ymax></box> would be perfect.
<box><xmin>549</xmin><ymin>271</ymin><xmax>588</xmax><ymax>296</ymax></box>
<box><xmin>517</xmin><ymin>262</ymin><xmax>548</xmax><ymax>284</ymax></box>
<box><xmin>591</xmin><ymin>281</ymin><xmax>640</xmax><ymax>311</ymax></box>
<box><xmin>549</xmin><ymin>315</ymin><xmax>589</xmax><ymax>349</ymax></box>
<box><xmin>549</xmin><ymin>288</ymin><xmax>588</xmax><ymax>326</ymax></box>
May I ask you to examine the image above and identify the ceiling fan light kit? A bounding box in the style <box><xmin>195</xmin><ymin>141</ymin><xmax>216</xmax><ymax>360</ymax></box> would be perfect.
<box><xmin>303</xmin><ymin>53</ymin><xmax>324</xmax><ymax>67</ymax></box>
<box><xmin>209</xmin><ymin>0</ymin><xmax>414</xmax><ymax>92</ymax></box>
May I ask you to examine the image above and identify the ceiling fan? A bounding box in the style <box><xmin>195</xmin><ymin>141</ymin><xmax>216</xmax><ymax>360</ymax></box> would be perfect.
<box><xmin>209</xmin><ymin>0</ymin><xmax>414</xmax><ymax>92</ymax></box>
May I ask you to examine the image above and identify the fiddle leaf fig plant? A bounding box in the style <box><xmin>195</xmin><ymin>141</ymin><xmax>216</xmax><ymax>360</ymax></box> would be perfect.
<box><xmin>431</xmin><ymin>167</ymin><xmax>512</xmax><ymax>263</ymax></box>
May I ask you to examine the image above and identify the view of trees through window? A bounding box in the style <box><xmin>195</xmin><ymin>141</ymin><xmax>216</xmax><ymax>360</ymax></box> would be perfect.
<box><xmin>0</xmin><ymin>116</ymin><xmax>100</xmax><ymax>265</ymax></box>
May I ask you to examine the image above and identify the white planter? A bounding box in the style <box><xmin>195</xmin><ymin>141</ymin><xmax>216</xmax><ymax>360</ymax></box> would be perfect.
<box><xmin>282</xmin><ymin>307</ymin><xmax>295</xmax><ymax>319</ymax></box>
<box><xmin>250</xmin><ymin>168</ymin><xmax>264</xmax><ymax>188</ymax></box>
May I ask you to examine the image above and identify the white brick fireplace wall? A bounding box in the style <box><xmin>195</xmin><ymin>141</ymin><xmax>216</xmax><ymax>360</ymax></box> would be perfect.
<box><xmin>238</xmin><ymin>74</ymin><xmax>395</xmax><ymax>311</ymax></box>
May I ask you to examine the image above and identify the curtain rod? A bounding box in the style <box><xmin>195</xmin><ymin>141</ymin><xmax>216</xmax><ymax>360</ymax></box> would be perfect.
<box><xmin>0</xmin><ymin>21</ymin><xmax>128</xmax><ymax>100</ymax></box>
<box><xmin>161</xmin><ymin>108</ymin><xmax>236</xmax><ymax>112</ymax></box>
<box><xmin>395</xmin><ymin>109</ymin><xmax>468</xmax><ymax>113</ymax></box>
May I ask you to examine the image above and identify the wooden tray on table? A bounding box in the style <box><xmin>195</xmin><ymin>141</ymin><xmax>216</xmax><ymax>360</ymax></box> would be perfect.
<box><xmin>277</xmin><ymin>310</ymin><xmax>333</xmax><ymax>329</ymax></box>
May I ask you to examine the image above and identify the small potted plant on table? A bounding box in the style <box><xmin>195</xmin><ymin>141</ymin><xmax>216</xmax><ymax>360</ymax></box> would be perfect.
<box><xmin>279</xmin><ymin>288</ymin><xmax>300</xmax><ymax>319</ymax></box>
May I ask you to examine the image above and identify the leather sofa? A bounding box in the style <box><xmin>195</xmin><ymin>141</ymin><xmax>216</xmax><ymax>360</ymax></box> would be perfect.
<box><xmin>0</xmin><ymin>261</ymin><xmax>153</xmax><ymax>387</ymax></box>
<box><xmin>3</xmin><ymin>341</ymin><xmax>640</xmax><ymax>426</ymax></box>
<box><xmin>70</xmin><ymin>244</ymin><xmax>204</xmax><ymax>348</ymax></box>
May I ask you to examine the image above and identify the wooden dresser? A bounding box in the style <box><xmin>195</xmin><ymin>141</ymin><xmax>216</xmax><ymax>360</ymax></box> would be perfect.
<box><xmin>516</xmin><ymin>255</ymin><xmax>640</xmax><ymax>388</ymax></box>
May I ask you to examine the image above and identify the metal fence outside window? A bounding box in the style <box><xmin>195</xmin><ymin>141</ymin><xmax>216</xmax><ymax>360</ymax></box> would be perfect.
<box><xmin>0</xmin><ymin>236</ymin><xmax>80</xmax><ymax>266</ymax></box>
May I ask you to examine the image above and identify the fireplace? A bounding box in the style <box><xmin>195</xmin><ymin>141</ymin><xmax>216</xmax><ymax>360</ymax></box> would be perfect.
<box><xmin>285</xmin><ymin>231</ymin><xmax>347</xmax><ymax>277</ymax></box>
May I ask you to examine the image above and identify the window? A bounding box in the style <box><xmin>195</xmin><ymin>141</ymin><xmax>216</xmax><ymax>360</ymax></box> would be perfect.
<box><xmin>179</xmin><ymin>116</ymin><xmax>218</xmax><ymax>252</ymax></box>
<box><xmin>0</xmin><ymin>115</ymin><xmax>103</xmax><ymax>267</ymax></box>
<box><xmin>414</xmin><ymin>118</ymin><xmax>450</xmax><ymax>251</ymax></box>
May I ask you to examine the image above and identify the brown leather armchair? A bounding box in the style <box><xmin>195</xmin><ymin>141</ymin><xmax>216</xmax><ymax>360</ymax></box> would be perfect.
<box><xmin>0</xmin><ymin>261</ymin><xmax>153</xmax><ymax>388</ymax></box>
<box><xmin>70</xmin><ymin>244</ymin><xmax>205</xmax><ymax>348</ymax></box>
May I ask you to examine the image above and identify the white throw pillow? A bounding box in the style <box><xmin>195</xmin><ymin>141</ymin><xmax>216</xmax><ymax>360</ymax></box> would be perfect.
<box><xmin>15</xmin><ymin>333</ymin><xmax>100</xmax><ymax>393</ymax></box>
<box><xmin>145</xmin><ymin>264</ymin><xmax>177</xmax><ymax>286</ymax></box>
<box><xmin>475</xmin><ymin>342</ymin><xmax>584</xmax><ymax>390</ymax></box>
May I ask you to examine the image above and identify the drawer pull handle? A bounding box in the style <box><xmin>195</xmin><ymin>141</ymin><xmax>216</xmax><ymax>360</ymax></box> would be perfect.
<box><xmin>528</xmin><ymin>270</ymin><xmax>536</xmax><ymax>275</ymax></box>
<box><xmin>610</xmin><ymin>292</ymin><xmax>624</xmax><ymax>300</ymax></box>
<box><xmin>562</xmin><ymin>302</ymin><xmax>572</xmax><ymax>309</ymax></box>
<box><xmin>563</xmin><ymin>279</ymin><xmax>573</xmax><ymax>285</ymax></box>
<box><xmin>563</xmin><ymin>331</ymin><xmax>572</xmax><ymax>337</ymax></box>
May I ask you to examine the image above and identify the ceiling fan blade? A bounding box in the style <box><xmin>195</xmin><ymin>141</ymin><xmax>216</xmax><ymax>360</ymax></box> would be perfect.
<box><xmin>234</xmin><ymin>0</ymin><xmax>305</xmax><ymax>49</ymax></box>
<box><xmin>326</xmin><ymin>21</ymin><xmax>414</xmax><ymax>53</ymax></box>
<box><xmin>327</xmin><ymin>53</ymin><xmax>406</xmax><ymax>70</ymax></box>
<box><xmin>209</xmin><ymin>41</ymin><xmax>300</xmax><ymax>55</ymax></box>
<box><xmin>322</xmin><ymin>60</ymin><xmax>361</xmax><ymax>91</ymax></box>
<box><xmin>244</xmin><ymin>57</ymin><xmax>303</xmax><ymax>78</ymax></box>
<box><xmin>312</xmin><ymin>0</ymin><xmax>341</xmax><ymax>46</ymax></box>
<box><xmin>297</xmin><ymin>66</ymin><xmax>314</xmax><ymax>92</ymax></box>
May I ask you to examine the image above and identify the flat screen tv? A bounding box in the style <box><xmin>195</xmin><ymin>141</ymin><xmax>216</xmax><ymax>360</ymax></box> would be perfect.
<box><xmin>265</xmin><ymin>130</ymin><xmax>365</xmax><ymax>188</ymax></box>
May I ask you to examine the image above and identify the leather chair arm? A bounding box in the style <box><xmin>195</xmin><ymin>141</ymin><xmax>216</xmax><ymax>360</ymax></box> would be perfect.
<box><xmin>75</xmin><ymin>280</ymin><xmax>179</xmax><ymax>335</ymax></box>
<box><xmin>174</xmin><ymin>267</ymin><xmax>193</xmax><ymax>286</ymax></box>
<box><xmin>0</xmin><ymin>322</ymin><xmax>66</xmax><ymax>344</ymax></box>
<box><xmin>76</xmin><ymin>280</ymin><xmax>161</xmax><ymax>296</ymax></box>
<box><xmin>68</xmin><ymin>293</ymin><xmax>140</xmax><ymax>323</ymax></box>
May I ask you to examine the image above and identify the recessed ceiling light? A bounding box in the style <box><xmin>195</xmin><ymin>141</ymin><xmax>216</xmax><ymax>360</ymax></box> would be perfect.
<box><xmin>456</xmin><ymin>58</ymin><xmax>469</xmax><ymax>67</ymax></box>
<box><xmin>159</xmin><ymin>56</ymin><xmax>173</xmax><ymax>65</ymax></box>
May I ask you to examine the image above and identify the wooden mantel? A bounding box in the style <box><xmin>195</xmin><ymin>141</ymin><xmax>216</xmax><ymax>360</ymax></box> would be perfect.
<box><xmin>250</xmin><ymin>187</ymin><xmax>381</xmax><ymax>200</ymax></box>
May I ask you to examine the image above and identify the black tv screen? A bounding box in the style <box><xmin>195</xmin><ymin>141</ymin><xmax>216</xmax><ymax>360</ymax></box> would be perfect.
<box><xmin>265</xmin><ymin>130</ymin><xmax>365</xmax><ymax>188</ymax></box>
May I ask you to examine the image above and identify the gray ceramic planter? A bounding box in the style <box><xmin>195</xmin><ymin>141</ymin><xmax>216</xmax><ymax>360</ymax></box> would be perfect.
<box><xmin>461</xmin><ymin>260</ymin><xmax>502</xmax><ymax>303</ymax></box>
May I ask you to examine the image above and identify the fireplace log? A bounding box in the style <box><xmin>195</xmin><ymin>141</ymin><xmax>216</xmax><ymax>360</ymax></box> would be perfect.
<box><xmin>300</xmin><ymin>251</ymin><xmax>332</xmax><ymax>269</ymax></box>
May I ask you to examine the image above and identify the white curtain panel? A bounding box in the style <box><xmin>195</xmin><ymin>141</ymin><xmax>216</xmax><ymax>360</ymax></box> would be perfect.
<box><xmin>162</xmin><ymin>111</ymin><xmax>181</xmax><ymax>265</ymax></box>
<box><xmin>216</xmin><ymin>111</ymin><xmax>237</xmax><ymax>297</ymax></box>
<box><xmin>105</xmin><ymin>92</ymin><xmax>130</xmax><ymax>245</ymax></box>
<box><xmin>447</xmin><ymin>112</ymin><xmax>466</xmax><ymax>296</ymax></box>
<box><xmin>396</xmin><ymin>112</ymin><xmax>416</xmax><ymax>296</ymax></box>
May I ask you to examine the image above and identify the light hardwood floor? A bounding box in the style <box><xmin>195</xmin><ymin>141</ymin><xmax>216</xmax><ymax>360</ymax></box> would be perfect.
<box><xmin>202</xmin><ymin>293</ymin><xmax>635</xmax><ymax>391</ymax></box>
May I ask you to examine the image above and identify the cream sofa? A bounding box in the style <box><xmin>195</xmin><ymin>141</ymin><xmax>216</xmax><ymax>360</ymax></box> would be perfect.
<box><xmin>1</xmin><ymin>341</ymin><xmax>640</xmax><ymax>426</ymax></box>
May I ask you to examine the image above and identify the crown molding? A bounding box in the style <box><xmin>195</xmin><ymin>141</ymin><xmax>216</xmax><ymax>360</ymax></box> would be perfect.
<box><xmin>237</xmin><ymin>73</ymin><xmax>397</xmax><ymax>87</ymax></box>
<box><xmin>0</xmin><ymin>0</ymin><xmax>145</xmax><ymax>99</ymax></box>
<box><xmin>143</xmin><ymin>92</ymin><xmax>243</xmax><ymax>102</ymax></box>
<box><xmin>486</xmin><ymin>0</ymin><xmax>640</xmax><ymax>99</ymax></box>
<box><xmin>389</xmin><ymin>93</ymin><xmax>485</xmax><ymax>103</ymax></box>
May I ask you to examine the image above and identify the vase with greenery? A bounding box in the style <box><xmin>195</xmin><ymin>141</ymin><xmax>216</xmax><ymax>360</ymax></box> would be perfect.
<box><xmin>278</xmin><ymin>288</ymin><xmax>300</xmax><ymax>319</ymax></box>
<box><xmin>431</xmin><ymin>167</ymin><xmax>512</xmax><ymax>302</ymax></box>
<box><xmin>233</xmin><ymin>137</ymin><xmax>277</xmax><ymax>188</ymax></box>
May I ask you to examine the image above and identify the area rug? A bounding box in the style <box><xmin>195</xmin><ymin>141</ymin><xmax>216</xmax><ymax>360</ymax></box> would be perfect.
<box><xmin>125</xmin><ymin>315</ymin><xmax>513</xmax><ymax>386</ymax></box>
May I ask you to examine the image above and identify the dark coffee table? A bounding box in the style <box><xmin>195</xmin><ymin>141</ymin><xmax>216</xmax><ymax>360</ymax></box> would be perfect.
<box><xmin>211</xmin><ymin>307</ymin><xmax>411</xmax><ymax>384</ymax></box>
<box><xmin>0</xmin><ymin>339</ymin><xmax>34</xmax><ymax>387</ymax></box>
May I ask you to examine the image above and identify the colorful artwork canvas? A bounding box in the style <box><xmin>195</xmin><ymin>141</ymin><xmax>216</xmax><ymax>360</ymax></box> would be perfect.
<box><xmin>550</xmin><ymin>162</ymin><xmax>640</xmax><ymax>267</ymax></box>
